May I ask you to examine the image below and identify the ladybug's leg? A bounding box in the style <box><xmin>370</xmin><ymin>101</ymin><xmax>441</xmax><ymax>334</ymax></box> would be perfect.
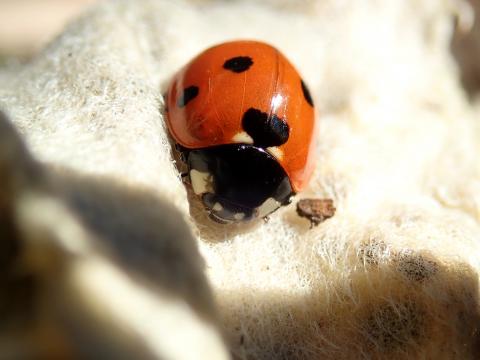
<box><xmin>175</xmin><ymin>144</ymin><xmax>191</xmax><ymax>166</ymax></box>
<box><xmin>209</xmin><ymin>211</ymin><xmax>232</xmax><ymax>224</ymax></box>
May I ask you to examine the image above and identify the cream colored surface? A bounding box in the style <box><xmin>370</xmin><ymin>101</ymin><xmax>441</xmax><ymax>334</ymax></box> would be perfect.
<box><xmin>1</xmin><ymin>0</ymin><xmax>479</xmax><ymax>358</ymax></box>
<box><xmin>0</xmin><ymin>0</ymin><xmax>98</xmax><ymax>56</ymax></box>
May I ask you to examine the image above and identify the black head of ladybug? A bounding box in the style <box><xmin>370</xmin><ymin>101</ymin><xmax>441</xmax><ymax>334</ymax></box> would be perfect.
<box><xmin>185</xmin><ymin>144</ymin><xmax>294</xmax><ymax>223</ymax></box>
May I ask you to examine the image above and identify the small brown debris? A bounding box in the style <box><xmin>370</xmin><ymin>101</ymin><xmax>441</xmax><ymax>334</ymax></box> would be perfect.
<box><xmin>296</xmin><ymin>198</ymin><xmax>336</xmax><ymax>228</ymax></box>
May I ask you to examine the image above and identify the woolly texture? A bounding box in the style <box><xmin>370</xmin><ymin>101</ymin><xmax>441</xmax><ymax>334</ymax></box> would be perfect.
<box><xmin>1</xmin><ymin>0</ymin><xmax>480</xmax><ymax>359</ymax></box>
<box><xmin>0</xmin><ymin>111</ymin><xmax>228</xmax><ymax>359</ymax></box>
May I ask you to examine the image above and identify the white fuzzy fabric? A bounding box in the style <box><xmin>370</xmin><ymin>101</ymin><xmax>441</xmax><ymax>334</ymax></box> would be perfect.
<box><xmin>1</xmin><ymin>0</ymin><xmax>480</xmax><ymax>358</ymax></box>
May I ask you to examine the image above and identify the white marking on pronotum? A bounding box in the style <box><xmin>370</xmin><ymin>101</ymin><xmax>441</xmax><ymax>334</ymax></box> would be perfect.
<box><xmin>234</xmin><ymin>212</ymin><xmax>245</xmax><ymax>221</ymax></box>
<box><xmin>256</xmin><ymin>198</ymin><xmax>281</xmax><ymax>218</ymax></box>
<box><xmin>232</xmin><ymin>131</ymin><xmax>254</xmax><ymax>144</ymax></box>
<box><xmin>190</xmin><ymin>169</ymin><xmax>212</xmax><ymax>195</ymax></box>
<box><xmin>213</xmin><ymin>203</ymin><xmax>223</xmax><ymax>212</ymax></box>
<box><xmin>267</xmin><ymin>146</ymin><xmax>283</xmax><ymax>160</ymax></box>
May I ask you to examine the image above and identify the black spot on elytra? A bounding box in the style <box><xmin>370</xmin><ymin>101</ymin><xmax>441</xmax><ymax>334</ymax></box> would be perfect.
<box><xmin>301</xmin><ymin>79</ymin><xmax>314</xmax><ymax>107</ymax></box>
<box><xmin>177</xmin><ymin>86</ymin><xmax>199</xmax><ymax>107</ymax></box>
<box><xmin>223</xmin><ymin>56</ymin><xmax>253</xmax><ymax>73</ymax></box>
<box><xmin>242</xmin><ymin>108</ymin><xmax>289</xmax><ymax>147</ymax></box>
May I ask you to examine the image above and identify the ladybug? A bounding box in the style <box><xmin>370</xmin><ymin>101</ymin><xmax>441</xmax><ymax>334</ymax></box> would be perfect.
<box><xmin>165</xmin><ymin>40</ymin><xmax>316</xmax><ymax>223</ymax></box>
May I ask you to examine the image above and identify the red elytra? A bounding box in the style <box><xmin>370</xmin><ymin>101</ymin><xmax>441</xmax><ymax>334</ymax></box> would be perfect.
<box><xmin>165</xmin><ymin>40</ymin><xmax>316</xmax><ymax>194</ymax></box>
